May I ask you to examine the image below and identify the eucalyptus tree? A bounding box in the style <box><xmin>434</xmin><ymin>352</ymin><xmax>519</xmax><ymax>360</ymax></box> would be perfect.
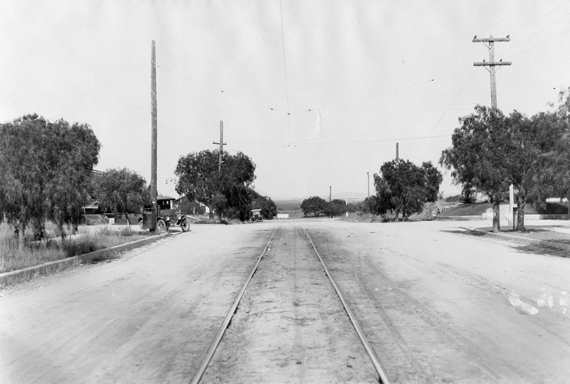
<box><xmin>440</xmin><ymin>106</ymin><xmax>510</xmax><ymax>232</ymax></box>
<box><xmin>374</xmin><ymin>159</ymin><xmax>443</xmax><ymax>220</ymax></box>
<box><xmin>92</xmin><ymin>168</ymin><xmax>149</xmax><ymax>225</ymax></box>
<box><xmin>0</xmin><ymin>114</ymin><xmax>100</xmax><ymax>247</ymax></box>
<box><xmin>175</xmin><ymin>150</ymin><xmax>256</xmax><ymax>220</ymax></box>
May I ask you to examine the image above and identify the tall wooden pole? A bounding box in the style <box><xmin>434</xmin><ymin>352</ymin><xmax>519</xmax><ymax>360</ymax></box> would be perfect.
<box><xmin>473</xmin><ymin>35</ymin><xmax>511</xmax><ymax>231</ymax></box>
<box><xmin>367</xmin><ymin>172</ymin><xmax>369</xmax><ymax>198</ymax></box>
<box><xmin>219</xmin><ymin>121</ymin><xmax>223</xmax><ymax>172</ymax></box>
<box><xmin>150</xmin><ymin>40</ymin><xmax>158</xmax><ymax>231</ymax></box>
<box><xmin>329</xmin><ymin>186</ymin><xmax>332</xmax><ymax>218</ymax></box>
<box><xmin>473</xmin><ymin>35</ymin><xmax>511</xmax><ymax>109</ymax></box>
<box><xmin>396</xmin><ymin>143</ymin><xmax>399</xmax><ymax>160</ymax></box>
<box><xmin>213</xmin><ymin>120</ymin><xmax>227</xmax><ymax>172</ymax></box>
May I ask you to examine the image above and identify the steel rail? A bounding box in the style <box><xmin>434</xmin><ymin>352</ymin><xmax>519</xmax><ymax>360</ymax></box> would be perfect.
<box><xmin>189</xmin><ymin>227</ymin><xmax>278</xmax><ymax>384</ymax></box>
<box><xmin>303</xmin><ymin>227</ymin><xmax>391</xmax><ymax>384</ymax></box>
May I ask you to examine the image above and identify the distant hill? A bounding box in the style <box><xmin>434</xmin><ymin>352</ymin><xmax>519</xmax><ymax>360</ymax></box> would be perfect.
<box><xmin>274</xmin><ymin>199</ymin><xmax>302</xmax><ymax>210</ymax></box>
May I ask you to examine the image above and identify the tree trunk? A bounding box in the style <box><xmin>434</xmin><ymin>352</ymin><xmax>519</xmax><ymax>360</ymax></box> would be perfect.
<box><xmin>492</xmin><ymin>200</ymin><xmax>500</xmax><ymax>233</ymax></box>
<box><xmin>58</xmin><ymin>222</ymin><xmax>66</xmax><ymax>242</ymax></box>
<box><xmin>18</xmin><ymin>220</ymin><xmax>25</xmax><ymax>250</ymax></box>
<box><xmin>517</xmin><ymin>199</ymin><xmax>526</xmax><ymax>232</ymax></box>
<box><xmin>125</xmin><ymin>212</ymin><xmax>131</xmax><ymax>227</ymax></box>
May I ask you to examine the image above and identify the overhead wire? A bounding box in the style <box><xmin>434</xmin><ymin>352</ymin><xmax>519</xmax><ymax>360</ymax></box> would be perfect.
<box><xmin>278</xmin><ymin>0</ymin><xmax>292</xmax><ymax>145</ymax></box>
<box><xmin>501</xmin><ymin>10</ymin><xmax>570</xmax><ymax>55</ymax></box>
<box><xmin>479</xmin><ymin>0</ymin><xmax>532</xmax><ymax>35</ymax></box>
<box><xmin>407</xmin><ymin>68</ymin><xmax>479</xmax><ymax>157</ymax></box>
<box><xmin>303</xmin><ymin>68</ymin><xmax>474</xmax><ymax>112</ymax></box>
<box><xmin>157</xmin><ymin>64</ymin><xmax>283</xmax><ymax>114</ymax></box>
<box><xmin>503</xmin><ymin>27</ymin><xmax>570</xmax><ymax>60</ymax></box>
<box><xmin>509</xmin><ymin>0</ymin><xmax>570</xmax><ymax>36</ymax></box>
<box><xmin>231</xmin><ymin>134</ymin><xmax>452</xmax><ymax>152</ymax></box>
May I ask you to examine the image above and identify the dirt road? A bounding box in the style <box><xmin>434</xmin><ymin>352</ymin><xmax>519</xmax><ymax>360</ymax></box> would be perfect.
<box><xmin>2</xmin><ymin>219</ymin><xmax>570</xmax><ymax>383</ymax></box>
<box><xmin>307</xmin><ymin>220</ymin><xmax>570</xmax><ymax>383</ymax></box>
<box><xmin>0</xmin><ymin>225</ymin><xmax>273</xmax><ymax>383</ymax></box>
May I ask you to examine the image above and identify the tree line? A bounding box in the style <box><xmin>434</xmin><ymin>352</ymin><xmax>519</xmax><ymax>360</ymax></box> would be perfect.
<box><xmin>0</xmin><ymin>114</ymin><xmax>275</xmax><ymax>249</ymax></box>
<box><xmin>304</xmin><ymin>87</ymin><xmax>569</xmax><ymax>229</ymax></box>
<box><xmin>300</xmin><ymin>160</ymin><xmax>443</xmax><ymax>221</ymax></box>
<box><xmin>300</xmin><ymin>197</ymin><xmax>357</xmax><ymax>217</ymax></box>
<box><xmin>441</xmin><ymin>87</ymin><xmax>570</xmax><ymax>232</ymax></box>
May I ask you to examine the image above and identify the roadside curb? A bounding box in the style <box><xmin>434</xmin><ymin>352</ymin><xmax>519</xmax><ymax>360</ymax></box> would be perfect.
<box><xmin>462</xmin><ymin>227</ymin><xmax>570</xmax><ymax>253</ymax></box>
<box><xmin>0</xmin><ymin>232</ymin><xmax>178</xmax><ymax>288</ymax></box>
<box><xmin>436</xmin><ymin>215</ymin><xmax>484</xmax><ymax>221</ymax></box>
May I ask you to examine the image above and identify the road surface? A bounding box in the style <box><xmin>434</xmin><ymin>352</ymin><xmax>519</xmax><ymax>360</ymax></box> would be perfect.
<box><xmin>1</xmin><ymin>219</ymin><xmax>570</xmax><ymax>383</ymax></box>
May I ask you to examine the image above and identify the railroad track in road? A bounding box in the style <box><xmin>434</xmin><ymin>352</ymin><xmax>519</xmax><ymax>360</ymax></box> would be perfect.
<box><xmin>190</xmin><ymin>226</ymin><xmax>391</xmax><ymax>384</ymax></box>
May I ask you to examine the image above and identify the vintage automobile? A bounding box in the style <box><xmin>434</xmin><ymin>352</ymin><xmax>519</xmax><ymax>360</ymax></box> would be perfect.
<box><xmin>138</xmin><ymin>196</ymin><xmax>191</xmax><ymax>232</ymax></box>
<box><xmin>251</xmin><ymin>208</ymin><xmax>263</xmax><ymax>223</ymax></box>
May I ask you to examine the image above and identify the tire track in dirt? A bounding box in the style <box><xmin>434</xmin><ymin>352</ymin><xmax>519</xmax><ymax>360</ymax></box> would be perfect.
<box><xmin>307</xmin><ymin>227</ymin><xmax>502</xmax><ymax>383</ymax></box>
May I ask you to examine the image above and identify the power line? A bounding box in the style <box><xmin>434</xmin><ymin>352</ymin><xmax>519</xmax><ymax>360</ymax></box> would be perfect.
<box><xmin>509</xmin><ymin>0</ymin><xmax>570</xmax><ymax>36</ymax></box>
<box><xmin>304</xmin><ymin>68</ymin><xmax>474</xmax><ymax>112</ymax></box>
<box><xmin>279</xmin><ymin>0</ymin><xmax>292</xmax><ymax>145</ymax></box>
<box><xmin>233</xmin><ymin>134</ymin><xmax>451</xmax><ymax>149</ymax></box>
<box><xmin>502</xmin><ymin>10</ymin><xmax>570</xmax><ymax>55</ymax></box>
<box><xmin>503</xmin><ymin>27</ymin><xmax>570</xmax><ymax>59</ymax></box>
<box><xmin>157</xmin><ymin>64</ymin><xmax>283</xmax><ymax>113</ymax></box>
<box><xmin>479</xmin><ymin>0</ymin><xmax>532</xmax><ymax>35</ymax></box>
<box><xmin>407</xmin><ymin>68</ymin><xmax>479</xmax><ymax>157</ymax></box>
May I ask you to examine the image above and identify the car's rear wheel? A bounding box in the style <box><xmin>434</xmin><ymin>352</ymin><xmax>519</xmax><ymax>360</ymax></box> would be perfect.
<box><xmin>181</xmin><ymin>218</ymin><xmax>190</xmax><ymax>232</ymax></box>
<box><xmin>157</xmin><ymin>219</ymin><xmax>167</xmax><ymax>232</ymax></box>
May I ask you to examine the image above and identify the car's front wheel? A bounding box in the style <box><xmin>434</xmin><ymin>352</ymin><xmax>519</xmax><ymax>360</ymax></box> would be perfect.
<box><xmin>181</xmin><ymin>218</ymin><xmax>190</xmax><ymax>232</ymax></box>
<box><xmin>157</xmin><ymin>219</ymin><xmax>167</xmax><ymax>232</ymax></box>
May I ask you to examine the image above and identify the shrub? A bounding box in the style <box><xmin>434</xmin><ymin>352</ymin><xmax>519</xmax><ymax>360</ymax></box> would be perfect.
<box><xmin>62</xmin><ymin>235</ymin><xmax>99</xmax><ymax>257</ymax></box>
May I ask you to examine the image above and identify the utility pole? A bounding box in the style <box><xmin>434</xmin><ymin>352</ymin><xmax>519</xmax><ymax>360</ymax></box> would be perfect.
<box><xmin>473</xmin><ymin>35</ymin><xmax>511</xmax><ymax>108</ymax></box>
<box><xmin>473</xmin><ymin>35</ymin><xmax>511</xmax><ymax>231</ymax></box>
<box><xmin>329</xmin><ymin>186</ymin><xmax>332</xmax><ymax>218</ymax></box>
<box><xmin>396</xmin><ymin>143</ymin><xmax>399</xmax><ymax>161</ymax></box>
<box><xmin>367</xmin><ymin>172</ymin><xmax>369</xmax><ymax>198</ymax></box>
<box><xmin>150</xmin><ymin>40</ymin><xmax>158</xmax><ymax>232</ymax></box>
<box><xmin>213</xmin><ymin>120</ymin><xmax>227</xmax><ymax>172</ymax></box>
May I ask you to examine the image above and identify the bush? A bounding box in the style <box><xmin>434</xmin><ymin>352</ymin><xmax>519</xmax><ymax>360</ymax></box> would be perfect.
<box><xmin>62</xmin><ymin>235</ymin><xmax>99</xmax><ymax>257</ymax></box>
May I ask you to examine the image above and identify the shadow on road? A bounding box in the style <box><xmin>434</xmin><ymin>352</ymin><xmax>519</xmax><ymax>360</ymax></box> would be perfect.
<box><xmin>442</xmin><ymin>229</ymin><xmax>570</xmax><ymax>259</ymax></box>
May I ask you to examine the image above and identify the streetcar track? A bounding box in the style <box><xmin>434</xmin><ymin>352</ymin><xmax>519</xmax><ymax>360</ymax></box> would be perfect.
<box><xmin>189</xmin><ymin>227</ymin><xmax>278</xmax><ymax>384</ymax></box>
<box><xmin>303</xmin><ymin>227</ymin><xmax>391</xmax><ymax>384</ymax></box>
<box><xmin>190</xmin><ymin>226</ymin><xmax>390</xmax><ymax>384</ymax></box>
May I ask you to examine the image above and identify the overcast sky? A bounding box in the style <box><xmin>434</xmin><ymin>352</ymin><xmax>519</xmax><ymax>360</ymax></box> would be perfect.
<box><xmin>1</xmin><ymin>0</ymin><xmax>569</xmax><ymax>200</ymax></box>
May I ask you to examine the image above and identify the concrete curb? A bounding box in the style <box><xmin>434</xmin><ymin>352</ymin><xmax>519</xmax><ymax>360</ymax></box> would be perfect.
<box><xmin>0</xmin><ymin>232</ymin><xmax>176</xmax><ymax>288</ymax></box>
<box><xmin>436</xmin><ymin>215</ymin><xmax>484</xmax><ymax>221</ymax></box>
<box><xmin>462</xmin><ymin>227</ymin><xmax>570</xmax><ymax>253</ymax></box>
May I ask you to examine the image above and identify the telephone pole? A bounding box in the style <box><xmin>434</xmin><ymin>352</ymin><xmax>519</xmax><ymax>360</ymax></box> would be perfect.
<box><xmin>150</xmin><ymin>40</ymin><xmax>158</xmax><ymax>231</ymax></box>
<box><xmin>367</xmin><ymin>172</ymin><xmax>370</xmax><ymax>198</ymax></box>
<box><xmin>396</xmin><ymin>143</ymin><xmax>399</xmax><ymax>160</ymax></box>
<box><xmin>213</xmin><ymin>120</ymin><xmax>227</xmax><ymax>172</ymax></box>
<box><xmin>473</xmin><ymin>35</ymin><xmax>511</xmax><ymax>108</ymax></box>
<box><xmin>329</xmin><ymin>186</ymin><xmax>332</xmax><ymax>218</ymax></box>
<box><xmin>473</xmin><ymin>35</ymin><xmax>512</xmax><ymax>231</ymax></box>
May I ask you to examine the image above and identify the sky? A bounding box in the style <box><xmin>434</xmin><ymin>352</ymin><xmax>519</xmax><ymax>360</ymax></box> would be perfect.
<box><xmin>1</xmin><ymin>0</ymin><xmax>569</xmax><ymax>200</ymax></box>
